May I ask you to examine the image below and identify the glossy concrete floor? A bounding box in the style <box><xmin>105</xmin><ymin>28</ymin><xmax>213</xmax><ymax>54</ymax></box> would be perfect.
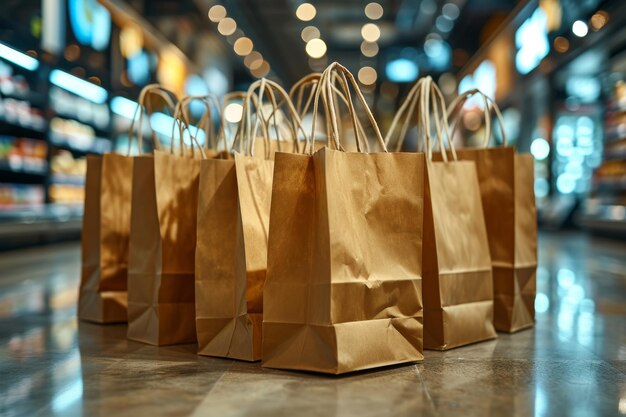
<box><xmin>0</xmin><ymin>232</ymin><xmax>625</xmax><ymax>417</ymax></box>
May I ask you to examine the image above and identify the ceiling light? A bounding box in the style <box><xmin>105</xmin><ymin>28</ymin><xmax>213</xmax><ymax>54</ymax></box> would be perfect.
<box><xmin>442</xmin><ymin>3</ymin><xmax>460</xmax><ymax>20</ymax></box>
<box><xmin>217</xmin><ymin>17</ymin><xmax>237</xmax><ymax>36</ymax></box>
<box><xmin>224</xmin><ymin>103</ymin><xmax>243</xmax><ymax>123</ymax></box>
<box><xmin>110</xmin><ymin>96</ymin><xmax>139</xmax><ymax>118</ymax></box>
<box><xmin>572</xmin><ymin>20</ymin><xmax>588</xmax><ymax>37</ymax></box>
<box><xmin>296</xmin><ymin>3</ymin><xmax>316</xmax><ymax>21</ymax></box>
<box><xmin>360</xmin><ymin>41</ymin><xmax>379</xmax><ymax>58</ymax></box>
<box><xmin>244</xmin><ymin>51</ymin><xmax>263</xmax><ymax>69</ymax></box>
<box><xmin>233</xmin><ymin>37</ymin><xmax>253</xmax><ymax>56</ymax></box>
<box><xmin>438</xmin><ymin>72</ymin><xmax>456</xmax><ymax>95</ymax></box>
<box><xmin>301</xmin><ymin>26</ymin><xmax>320</xmax><ymax>42</ymax></box>
<box><xmin>358</xmin><ymin>66</ymin><xmax>377</xmax><ymax>85</ymax></box>
<box><xmin>386</xmin><ymin>58</ymin><xmax>418</xmax><ymax>83</ymax></box>
<box><xmin>364</xmin><ymin>2</ymin><xmax>383</xmax><ymax>20</ymax></box>
<box><xmin>590</xmin><ymin>11</ymin><xmax>608</xmax><ymax>31</ymax></box>
<box><xmin>0</xmin><ymin>42</ymin><xmax>39</xmax><ymax>71</ymax></box>
<box><xmin>553</xmin><ymin>36</ymin><xmax>569</xmax><ymax>53</ymax></box>
<box><xmin>305</xmin><ymin>38</ymin><xmax>327</xmax><ymax>59</ymax></box>
<box><xmin>420</xmin><ymin>0</ymin><xmax>437</xmax><ymax>15</ymax></box>
<box><xmin>435</xmin><ymin>15</ymin><xmax>454</xmax><ymax>32</ymax></box>
<box><xmin>208</xmin><ymin>5</ymin><xmax>227</xmax><ymax>22</ymax></box>
<box><xmin>49</xmin><ymin>69</ymin><xmax>108</xmax><ymax>103</ymax></box>
<box><xmin>361</xmin><ymin>23</ymin><xmax>380</xmax><ymax>42</ymax></box>
<box><xmin>250</xmin><ymin>60</ymin><xmax>270</xmax><ymax>78</ymax></box>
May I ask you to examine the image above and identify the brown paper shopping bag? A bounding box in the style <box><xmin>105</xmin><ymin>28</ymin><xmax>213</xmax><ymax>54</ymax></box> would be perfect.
<box><xmin>127</xmin><ymin>92</ymin><xmax>209</xmax><ymax>346</ymax></box>
<box><xmin>262</xmin><ymin>63</ymin><xmax>424</xmax><ymax>374</ymax></box>
<box><xmin>446</xmin><ymin>90</ymin><xmax>537</xmax><ymax>332</ymax></box>
<box><xmin>195</xmin><ymin>79</ymin><xmax>303</xmax><ymax>360</ymax></box>
<box><xmin>78</xmin><ymin>84</ymin><xmax>175</xmax><ymax>324</ymax></box>
<box><xmin>386</xmin><ymin>77</ymin><xmax>496</xmax><ymax>350</ymax></box>
<box><xmin>79</xmin><ymin>153</ymin><xmax>133</xmax><ymax>323</ymax></box>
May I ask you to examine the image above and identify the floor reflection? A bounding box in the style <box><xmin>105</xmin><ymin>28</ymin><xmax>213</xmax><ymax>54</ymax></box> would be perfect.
<box><xmin>0</xmin><ymin>233</ymin><xmax>623</xmax><ymax>417</ymax></box>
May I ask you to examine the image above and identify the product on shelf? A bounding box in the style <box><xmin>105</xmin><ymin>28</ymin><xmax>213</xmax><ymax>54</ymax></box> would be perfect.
<box><xmin>51</xmin><ymin>150</ymin><xmax>86</xmax><ymax>185</ymax></box>
<box><xmin>48</xmin><ymin>184</ymin><xmax>84</xmax><ymax>204</ymax></box>
<box><xmin>49</xmin><ymin>86</ymin><xmax>110</xmax><ymax>130</ymax></box>
<box><xmin>49</xmin><ymin>150</ymin><xmax>86</xmax><ymax>204</ymax></box>
<box><xmin>0</xmin><ymin>97</ymin><xmax>46</xmax><ymax>132</ymax></box>
<box><xmin>0</xmin><ymin>71</ymin><xmax>31</xmax><ymax>99</ymax></box>
<box><xmin>49</xmin><ymin>117</ymin><xmax>112</xmax><ymax>153</ymax></box>
<box><xmin>0</xmin><ymin>183</ymin><xmax>45</xmax><ymax>208</ymax></box>
<box><xmin>581</xmin><ymin>69</ymin><xmax>626</xmax><ymax>231</ymax></box>
<box><xmin>0</xmin><ymin>135</ymin><xmax>48</xmax><ymax>174</ymax></box>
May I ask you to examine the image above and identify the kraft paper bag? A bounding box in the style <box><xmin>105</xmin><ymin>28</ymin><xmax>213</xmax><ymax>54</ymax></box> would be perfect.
<box><xmin>385</xmin><ymin>77</ymin><xmax>496</xmax><ymax>350</ymax></box>
<box><xmin>263</xmin><ymin>63</ymin><xmax>424</xmax><ymax>374</ymax></box>
<box><xmin>195</xmin><ymin>79</ymin><xmax>302</xmax><ymax>360</ymax></box>
<box><xmin>445</xmin><ymin>90</ymin><xmax>537</xmax><ymax>332</ymax></box>
<box><xmin>78</xmin><ymin>154</ymin><xmax>133</xmax><ymax>323</ymax></box>
<box><xmin>127</xmin><ymin>150</ymin><xmax>202</xmax><ymax>346</ymax></box>
<box><xmin>78</xmin><ymin>84</ymin><xmax>175</xmax><ymax>324</ymax></box>
<box><xmin>126</xmin><ymin>89</ymin><xmax>206</xmax><ymax>346</ymax></box>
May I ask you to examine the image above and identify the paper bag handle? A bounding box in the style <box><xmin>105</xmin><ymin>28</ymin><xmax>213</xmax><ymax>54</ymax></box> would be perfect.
<box><xmin>384</xmin><ymin>78</ymin><xmax>425</xmax><ymax>153</ymax></box>
<box><xmin>422</xmin><ymin>76</ymin><xmax>456</xmax><ymax>162</ymax></box>
<box><xmin>446</xmin><ymin>89</ymin><xmax>507</xmax><ymax>148</ymax></box>
<box><xmin>170</xmin><ymin>98</ymin><xmax>209</xmax><ymax>160</ymax></box>
<box><xmin>384</xmin><ymin>76</ymin><xmax>453</xmax><ymax>161</ymax></box>
<box><xmin>311</xmin><ymin>62</ymin><xmax>387</xmax><ymax>154</ymax></box>
<box><xmin>290</xmin><ymin>72</ymin><xmax>369</xmax><ymax>154</ymax></box>
<box><xmin>233</xmin><ymin>78</ymin><xmax>307</xmax><ymax>158</ymax></box>
<box><xmin>215</xmin><ymin>91</ymin><xmax>246</xmax><ymax>158</ymax></box>
<box><xmin>127</xmin><ymin>84</ymin><xmax>178</xmax><ymax>156</ymax></box>
<box><xmin>178</xmin><ymin>94</ymin><xmax>221</xmax><ymax>152</ymax></box>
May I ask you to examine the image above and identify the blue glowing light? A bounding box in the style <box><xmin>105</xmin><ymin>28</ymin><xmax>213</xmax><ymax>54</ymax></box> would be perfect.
<box><xmin>515</xmin><ymin>8</ymin><xmax>549</xmax><ymax>75</ymax></box>
<box><xmin>0</xmin><ymin>42</ymin><xmax>39</xmax><ymax>71</ymax></box>
<box><xmin>110</xmin><ymin>96</ymin><xmax>139</xmax><ymax>118</ymax></box>
<box><xmin>385</xmin><ymin>58</ymin><xmax>419</xmax><ymax>83</ymax></box>
<box><xmin>49</xmin><ymin>69</ymin><xmax>108</xmax><ymax>104</ymax></box>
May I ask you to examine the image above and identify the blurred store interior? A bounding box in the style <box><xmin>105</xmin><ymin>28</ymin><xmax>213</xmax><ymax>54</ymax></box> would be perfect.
<box><xmin>0</xmin><ymin>0</ymin><xmax>625</xmax><ymax>245</ymax></box>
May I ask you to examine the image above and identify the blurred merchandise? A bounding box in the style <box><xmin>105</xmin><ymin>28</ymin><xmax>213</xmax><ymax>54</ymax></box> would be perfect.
<box><xmin>49</xmin><ymin>150</ymin><xmax>85</xmax><ymax>204</ymax></box>
<box><xmin>0</xmin><ymin>96</ymin><xmax>46</xmax><ymax>132</ymax></box>
<box><xmin>580</xmin><ymin>66</ymin><xmax>626</xmax><ymax>234</ymax></box>
<box><xmin>49</xmin><ymin>86</ymin><xmax>110</xmax><ymax>129</ymax></box>
<box><xmin>51</xmin><ymin>150</ymin><xmax>86</xmax><ymax>184</ymax></box>
<box><xmin>0</xmin><ymin>183</ymin><xmax>44</xmax><ymax>208</ymax></box>
<box><xmin>0</xmin><ymin>135</ymin><xmax>48</xmax><ymax>174</ymax></box>
<box><xmin>49</xmin><ymin>117</ymin><xmax>112</xmax><ymax>154</ymax></box>
<box><xmin>48</xmin><ymin>183</ymin><xmax>84</xmax><ymax>204</ymax></box>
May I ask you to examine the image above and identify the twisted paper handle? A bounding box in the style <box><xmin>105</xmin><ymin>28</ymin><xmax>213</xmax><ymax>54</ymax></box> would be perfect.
<box><xmin>233</xmin><ymin>78</ymin><xmax>307</xmax><ymax>158</ymax></box>
<box><xmin>310</xmin><ymin>62</ymin><xmax>387</xmax><ymax>154</ymax></box>
<box><xmin>446</xmin><ymin>88</ymin><xmax>507</xmax><ymax>148</ymax></box>
<box><xmin>127</xmin><ymin>84</ymin><xmax>178</xmax><ymax>156</ymax></box>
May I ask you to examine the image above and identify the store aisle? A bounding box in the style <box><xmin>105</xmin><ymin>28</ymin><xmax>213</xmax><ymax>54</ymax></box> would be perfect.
<box><xmin>0</xmin><ymin>232</ymin><xmax>624</xmax><ymax>417</ymax></box>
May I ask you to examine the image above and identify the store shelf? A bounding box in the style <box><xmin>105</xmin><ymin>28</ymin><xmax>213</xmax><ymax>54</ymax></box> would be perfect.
<box><xmin>0</xmin><ymin>203</ymin><xmax>82</xmax><ymax>239</ymax></box>
<box><xmin>0</xmin><ymin>161</ymin><xmax>47</xmax><ymax>176</ymax></box>
<box><xmin>0</xmin><ymin>119</ymin><xmax>46</xmax><ymax>137</ymax></box>
<box><xmin>50</xmin><ymin>173</ymin><xmax>85</xmax><ymax>186</ymax></box>
<box><xmin>50</xmin><ymin>112</ymin><xmax>110</xmax><ymax>135</ymax></box>
<box><xmin>49</xmin><ymin>133</ymin><xmax>112</xmax><ymax>155</ymax></box>
<box><xmin>0</xmin><ymin>91</ymin><xmax>45</xmax><ymax>108</ymax></box>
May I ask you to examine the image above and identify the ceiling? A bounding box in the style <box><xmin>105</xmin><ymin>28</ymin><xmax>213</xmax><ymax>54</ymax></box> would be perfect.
<box><xmin>140</xmin><ymin>0</ymin><xmax>519</xmax><ymax>85</ymax></box>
